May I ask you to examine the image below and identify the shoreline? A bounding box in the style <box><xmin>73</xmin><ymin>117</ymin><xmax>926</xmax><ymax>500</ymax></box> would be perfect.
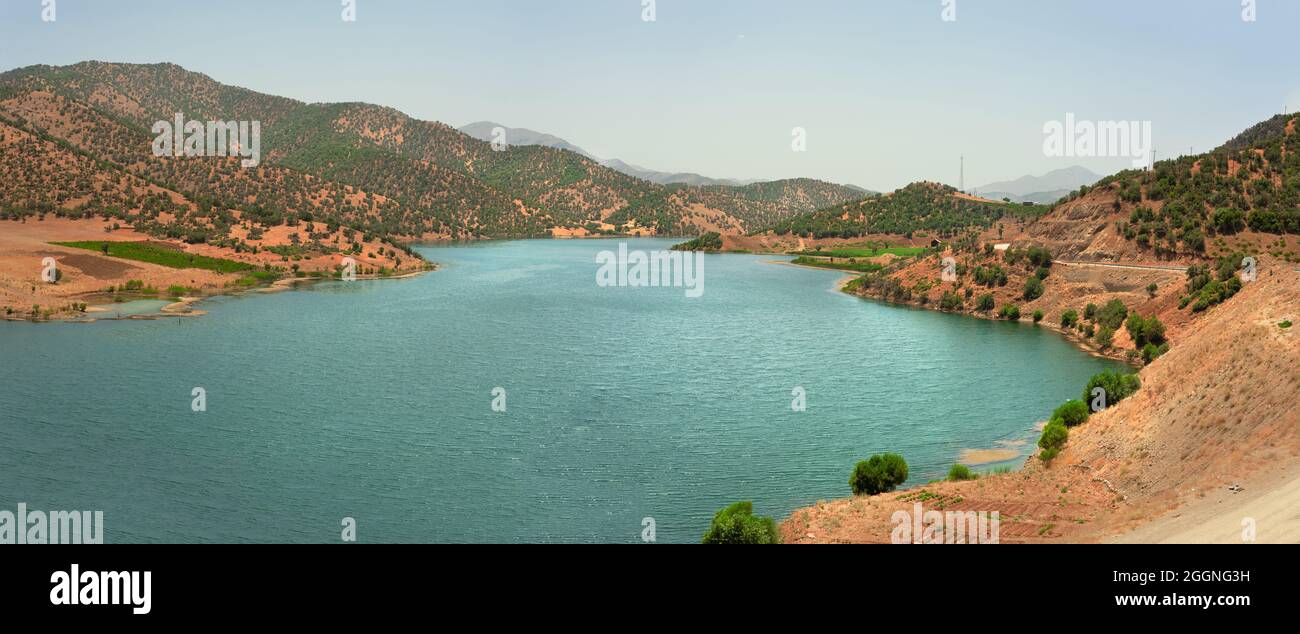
<box><xmin>5</xmin><ymin>267</ymin><xmax>436</xmax><ymax>324</ymax></box>
<box><xmin>771</xmin><ymin>257</ymin><xmax>1136</xmax><ymax>365</ymax></box>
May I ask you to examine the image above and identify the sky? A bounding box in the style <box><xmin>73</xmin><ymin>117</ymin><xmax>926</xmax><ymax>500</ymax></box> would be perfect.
<box><xmin>1</xmin><ymin>0</ymin><xmax>1297</xmax><ymax>192</ymax></box>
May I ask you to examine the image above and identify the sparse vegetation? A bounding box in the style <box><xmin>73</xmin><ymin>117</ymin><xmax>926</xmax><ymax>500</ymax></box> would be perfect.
<box><xmin>947</xmin><ymin>464</ymin><xmax>976</xmax><ymax>481</ymax></box>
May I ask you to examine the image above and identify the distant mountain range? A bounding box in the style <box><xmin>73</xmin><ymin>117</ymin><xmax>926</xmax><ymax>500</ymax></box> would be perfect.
<box><xmin>459</xmin><ymin>120</ymin><xmax>874</xmax><ymax>193</ymax></box>
<box><xmin>973</xmin><ymin>166</ymin><xmax>1102</xmax><ymax>204</ymax></box>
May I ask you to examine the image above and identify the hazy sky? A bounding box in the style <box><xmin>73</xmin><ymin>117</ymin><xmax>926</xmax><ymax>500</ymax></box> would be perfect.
<box><xmin>2</xmin><ymin>0</ymin><xmax>1297</xmax><ymax>191</ymax></box>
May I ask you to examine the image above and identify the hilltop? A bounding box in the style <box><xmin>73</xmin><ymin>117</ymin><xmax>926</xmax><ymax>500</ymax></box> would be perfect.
<box><xmin>762</xmin><ymin>181</ymin><xmax>1046</xmax><ymax>241</ymax></box>
<box><xmin>1025</xmin><ymin>113</ymin><xmax>1300</xmax><ymax>263</ymax></box>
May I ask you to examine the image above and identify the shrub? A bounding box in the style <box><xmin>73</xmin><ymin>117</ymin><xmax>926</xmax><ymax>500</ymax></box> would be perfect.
<box><xmin>850</xmin><ymin>453</ymin><xmax>909</xmax><ymax>496</ymax></box>
<box><xmin>1125</xmin><ymin>313</ymin><xmax>1167</xmax><ymax>348</ymax></box>
<box><xmin>1060</xmin><ymin>309</ymin><xmax>1079</xmax><ymax>329</ymax></box>
<box><xmin>1095</xmin><ymin>299</ymin><xmax>1128</xmax><ymax>330</ymax></box>
<box><xmin>1033</xmin><ymin>310</ymin><xmax>1044</xmax><ymax>323</ymax></box>
<box><xmin>1281</xmin><ymin>321</ymin><xmax>1293</xmax><ymax>329</ymax></box>
<box><xmin>1051</xmin><ymin>400</ymin><xmax>1090</xmax><ymax>427</ymax></box>
<box><xmin>947</xmin><ymin>464</ymin><xmax>976</xmax><ymax>481</ymax></box>
<box><xmin>1023</xmin><ymin>276</ymin><xmax>1045</xmax><ymax>301</ymax></box>
<box><xmin>701</xmin><ymin>501</ymin><xmax>781</xmax><ymax>544</ymax></box>
<box><xmin>1095</xmin><ymin>327</ymin><xmax>1115</xmax><ymax>350</ymax></box>
<box><xmin>1082</xmin><ymin>370</ymin><xmax>1141</xmax><ymax>409</ymax></box>
<box><xmin>1026</xmin><ymin>246</ymin><xmax>1053</xmax><ymax>267</ymax></box>
<box><xmin>1038</xmin><ymin>420</ymin><xmax>1069</xmax><ymax>460</ymax></box>
<box><xmin>975</xmin><ymin>293</ymin><xmax>995</xmax><ymax>311</ymax></box>
<box><xmin>940</xmin><ymin>291</ymin><xmax>964</xmax><ymax>311</ymax></box>
<box><xmin>1141</xmin><ymin>342</ymin><xmax>1169</xmax><ymax>365</ymax></box>
<box><xmin>998</xmin><ymin>304</ymin><xmax>1021</xmax><ymax>320</ymax></box>
<box><xmin>1084</xmin><ymin>303</ymin><xmax>1097</xmax><ymax>321</ymax></box>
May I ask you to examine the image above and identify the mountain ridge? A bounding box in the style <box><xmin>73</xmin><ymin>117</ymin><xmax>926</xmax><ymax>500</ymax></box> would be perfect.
<box><xmin>0</xmin><ymin>61</ymin><xmax>865</xmax><ymax>249</ymax></box>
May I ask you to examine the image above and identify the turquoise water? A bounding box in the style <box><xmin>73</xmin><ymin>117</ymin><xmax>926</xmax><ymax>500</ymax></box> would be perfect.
<box><xmin>0</xmin><ymin>238</ymin><xmax>1119</xmax><ymax>543</ymax></box>
<box><xmin>89</xmin><ymin>299</ymin><xmax>172</xmax><ymax>318</ymax></box>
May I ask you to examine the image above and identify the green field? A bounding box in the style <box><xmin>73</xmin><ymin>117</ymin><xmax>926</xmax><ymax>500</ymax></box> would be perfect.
<box><xmin>790</xmin><ymin>246</ymin><xmax>927</xmax><ymax>258</ymax></box>
<box><xmin>790</xmin><ymin>256</ymin><xmax>884</xmax><ymax>273</ymax></box>
<box><xmin>52</xmin><ymin>241</ymin><xmax>255</xmax><ymax>274</ymax></box>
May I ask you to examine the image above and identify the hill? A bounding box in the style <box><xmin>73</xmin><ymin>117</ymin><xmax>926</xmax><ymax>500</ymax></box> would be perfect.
<box><xmin>0</xmin><ymin>61</ymin><xmax>867</xmax><ymax>252</ymax></box>
<box><xmin>1027</xmin><ymin>114</ymin><xmax>1300</xmax><ymax>263</ymax></box>
<box><xmin>764</xmin><ymin>181</ymin><xmax>1046</xmax><ymax>240</ymax></box>
<box><xmin>780</xmin><ymin>113</ymin><xmax>1300</xmax><ymax>543</ymax></box>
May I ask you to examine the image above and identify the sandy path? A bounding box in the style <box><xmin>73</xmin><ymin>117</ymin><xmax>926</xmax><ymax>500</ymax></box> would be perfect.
<box><xmin>1057</xmin><ymin>260</ymin><xmax>1300</xmax><ymax>274</ymax></box>
<box><xmin>1107</xmin><ymin>468</ymin><xmax>1300</xmax><ymax>544</ymax></box>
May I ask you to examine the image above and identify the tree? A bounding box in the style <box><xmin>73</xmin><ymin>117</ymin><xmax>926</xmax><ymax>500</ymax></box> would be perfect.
<box><xmin>1126</xmin><ymin>314</ymin><xmax>1167</xmax><ymax>348</ymax></box>
<box><xmin>850</xmin><ymin>453</ymin><xmax>909</xmax><ymax>496</ymax></box>
<box><xmin>1096</xmin><ymin>299</ymin><xmax>1128</xmax><ymax>330</ymax></box>
<box><xmin>1061</xmin><ymin>309</ymin><xmax>1079</xmax><ymax>328</ymax></box>
<box><xmin>1051</xmin><ymin>400</ymin><xmax>1090</xmax><ymax>427</ymax></box>
<box><xmin>701</xmin><ymin>501</ymin><xmax>781</xmax><ymax>544</ymax></box>
<box><xmin>976</xmin><ymin>293</ymin><xmax>995</xmax><ymax>311</ymax></box>
<box><xmin>1095</xmin><ymin>327</ymin><xmax>1115</xmax><ymax>350</ymax></box>
<box><xmin>1038</xmin><ymin>420</ymin><xmax>1068</xmax><ymax>462</ymax></box>
<box><xmin>1023</xmin><ymin>276</ymin><xmax>1045</xmax><ymax>301</ymax></box>
<box><xmin>1082</xmin><ymin>370</ymin><xmax>1141</xmax><ymax>408</ymax></box>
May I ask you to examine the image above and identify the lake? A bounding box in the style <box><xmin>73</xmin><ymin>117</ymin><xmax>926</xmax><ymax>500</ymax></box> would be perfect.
<box><xmin>0</xmin><ymin>238</ymin><xmax>1119</xmax><ymax>543</ymax></box>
